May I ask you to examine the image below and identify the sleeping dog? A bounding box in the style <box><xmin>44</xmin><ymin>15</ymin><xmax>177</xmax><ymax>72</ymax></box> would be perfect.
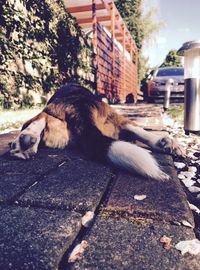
<box><xmin>9</xmin><ymin>83</ymin><xmax>185</xmax><ymax>180</ymax></box>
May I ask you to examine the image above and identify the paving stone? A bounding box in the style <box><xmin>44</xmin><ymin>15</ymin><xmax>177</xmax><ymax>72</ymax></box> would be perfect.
<box><xmin>0</xmin><ymin>205</ymin><xmax>81</xmax><ymax>270</ymax></box>
<box><xmin>103</xmin><ymin>164</ymin><xmax>194</xmax><ymax>226</ymax></box>
<box><xmin>0</xmin><ymin>148</ymin><xmax>82</xmax><ymax>203</ymax></box>
<box><xmin>68</xmin><ymin>216</ymin><xmax>200</xmax><ymax>270</ymax></box>
<box><xmin>18</xmin><ymin>159</ymin><xmax>113</xmax><ymax>212</ymax></box>
<box><xmin>0</xmin><ymin>173</ymin><xmax>38</xmax><ymax>203</ymax></box>
<box><xmin>113</xmin><ymin>103</ymin><xmax>165</xmax><ymax>127</ymax></box>
<box><xmin>0</xmin><ymin>147</ymin><xmax>76</xmax><ymax>176</ymax></box>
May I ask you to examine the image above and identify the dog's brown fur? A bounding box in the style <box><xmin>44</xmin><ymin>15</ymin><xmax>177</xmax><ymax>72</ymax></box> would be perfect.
<box><xmin>9</xmin><ymin>83</ymin><xmax>185</xmax><ymax>180</ymax></box>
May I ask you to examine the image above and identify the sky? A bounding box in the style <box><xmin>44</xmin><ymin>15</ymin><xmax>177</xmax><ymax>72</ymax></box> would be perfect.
<box><xmin>142</xmin><ymin>0</ymin><xmax>200</xmax><ymax>67</ymax></box>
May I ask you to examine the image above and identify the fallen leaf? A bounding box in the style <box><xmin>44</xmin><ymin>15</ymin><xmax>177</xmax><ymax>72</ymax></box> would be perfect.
<box><xmin>134</xmin><ymin>194</ymin><xmax>147</xmax><ymax>201</ymax></box>
<box><xmin>175</xmin><ymin>239</ymin><xmax>200</xmax><ymax>255</ymax></box>
<box><xmin>188</xmin><ymin>202</ymin><xmax>200</xmax><ymax>214</ymax></box>
<box><xmin>81</xmin><ymin>211</ymin><xmax>95</xmax><ymax>227</ymax></box>
<box><xmin>68</xmin><ymin>240</ymin><xmax>88</xmax><ymax>263</ymax></box>
<box><xmin>181</xmin><ymin>220</ymin><xmax>193</xmax><ymax>228</ymax></box>
<box><xmin>160</xmin><ymin>235</ymin><xmax>172</xmax><ymax>250</ymax></box>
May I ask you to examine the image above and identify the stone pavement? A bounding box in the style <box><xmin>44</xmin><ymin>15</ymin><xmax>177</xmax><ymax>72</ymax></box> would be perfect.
<box><xmin>0</xmin><ymin>103</ymin><xmax>200</xmax><ymax>270</ymax></box>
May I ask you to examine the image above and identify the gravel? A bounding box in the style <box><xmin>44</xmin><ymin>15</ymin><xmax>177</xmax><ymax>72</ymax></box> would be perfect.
<box><xmin>164</xmin><ymin>114</ymin><xmax>200</xmax><ymax>239</ymax></box>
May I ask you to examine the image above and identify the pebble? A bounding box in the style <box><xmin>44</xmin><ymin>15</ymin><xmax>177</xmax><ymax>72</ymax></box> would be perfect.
<box><xmin>180</xmin><ymin>171</ymin><xmax>195</xmax><ymax>178</ymax></box>
<box><xmin>178</xmin><ymin>174</ymin><xmax>185</xmax><ymax>180</ymax></box>
<box><xmin>188</xmin><ymin>166</ymin><xmax>197</xmax><ymax>173</ymax></box>
<box><xmin>165</xmin><ymin>112</ymin><xmax>200</xmax><ymax>236</ymax></box>
<box><xmin>181</xmin><ymin>178</ymin><xmax>195</xmax><ymax>188</ymax></box>
<box><xmin>174</xmin><ymin>162</ymin><xmax>185</xmax><ymax>169</ymax></box>
<box><xmin>188</xmin><ymin>186</ymin><xmax>200</xmax><ymax>193</ymax></box>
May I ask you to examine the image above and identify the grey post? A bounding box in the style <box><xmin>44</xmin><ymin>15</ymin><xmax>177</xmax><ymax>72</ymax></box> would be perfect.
<box><xmin>177</xmin><ymin>40</ymin><xmax>200</xmax><ymax>135</ymax></box>
<box><xmin>163</xmin><ymin>78</ymin><xmax>174</xmax><ymax>112</ymax></box>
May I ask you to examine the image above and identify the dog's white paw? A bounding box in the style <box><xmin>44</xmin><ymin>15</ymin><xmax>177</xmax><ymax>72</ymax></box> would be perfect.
<box><xmin>156</xmin><ymin>136</ymin><xmax>186</xmax><ymax>157</ymax></box>
<box><xmin>9</xmin><ymin>133</ymin><xmax>40</xmax><ymax>159</ymax></box>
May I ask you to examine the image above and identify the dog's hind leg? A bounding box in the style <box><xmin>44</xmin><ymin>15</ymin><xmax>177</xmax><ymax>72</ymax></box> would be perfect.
<box><xmin>120</xmin><ymin>123</ymin><xmax>185</xmax><ymax>157</ymax></box>
<box><xmin>9</xmin><ymin>112</ymin><xmax>47</xmax><ymax>159</ymax></box>
<box><xmin>78</xmin><ymin>124</ymin><xmax>169</xmax><ymax>181</ymax></box>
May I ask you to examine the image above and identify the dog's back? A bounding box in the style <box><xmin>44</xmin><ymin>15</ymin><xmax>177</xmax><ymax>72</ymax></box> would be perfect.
<box><xmin>47</xmin><ymin>83</ymin><xmax>99</xmax><ymax>104</ymax></box>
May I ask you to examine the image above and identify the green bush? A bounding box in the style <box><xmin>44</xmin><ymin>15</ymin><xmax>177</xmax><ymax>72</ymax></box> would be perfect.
<box><xmin>0</xmin><ymin>0</ymin><xmax>95</xmax><ymax>109</ymax></box>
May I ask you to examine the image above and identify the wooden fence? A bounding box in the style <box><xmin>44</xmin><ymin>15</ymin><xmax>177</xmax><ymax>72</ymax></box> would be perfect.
<box><xmin>96</xmin><ymin>23</ymin><xmax>138</xmax><ymax>103</ymax></box>
<box><xmin>66</xmin><ymin>0</ymin><xmax>138</xmax><ymax>103</ymax></box>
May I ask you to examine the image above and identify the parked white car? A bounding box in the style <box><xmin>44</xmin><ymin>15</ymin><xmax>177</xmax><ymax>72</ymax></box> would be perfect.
<box><xmin>147</xmin><ymin>67</ymin><xmax>184</xmax><ymax>102</ymax></box>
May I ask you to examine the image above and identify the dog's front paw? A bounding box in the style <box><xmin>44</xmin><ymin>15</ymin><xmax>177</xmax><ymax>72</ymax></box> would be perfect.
<box><xmin>157</xmin><ymin>136</ymin><xmax>186</xmax><ymax>157</ymax></box>
<box><xmin>9</xmin><ymin>133</ymin><xmax>39</xmax><ymax>160</ymax></box>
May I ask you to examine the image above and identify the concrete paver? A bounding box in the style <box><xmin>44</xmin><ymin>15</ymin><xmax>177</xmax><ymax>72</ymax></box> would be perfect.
<box><xmin>0</xmin><ymin>205</ymin><xmax>81</xmax><ymax>270</ymax></box>
<box><xmin>18</xmin><ymin>158</ymin><xmax>113</xmax><ymax>212</ymax></box>
<box><xmin>103</xmin><ymin>165</ymin><xmax>194</xmax><ymax>225</ymax></box>
<box><xmin>0</xmin><ymin>148</ymin><xmax>77</xmax><ymax>203</ymax></box>
<box><xmin>69</xmin><ymin>216</ymin><xmax>200</xmax><ymax>270</ymax></box>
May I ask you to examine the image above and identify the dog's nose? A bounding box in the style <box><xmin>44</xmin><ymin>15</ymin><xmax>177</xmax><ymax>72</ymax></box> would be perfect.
<box><xmin>19</xmin><ymin>134</ymin><xmax>37</xmax><ymax>151</ymax></box>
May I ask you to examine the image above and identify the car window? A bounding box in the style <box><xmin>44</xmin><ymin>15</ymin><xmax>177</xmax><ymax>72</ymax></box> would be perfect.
<box><xmin>156</xmin><ymin>68</ymin><xmax>184</xmax><ymax>77</ymax></box>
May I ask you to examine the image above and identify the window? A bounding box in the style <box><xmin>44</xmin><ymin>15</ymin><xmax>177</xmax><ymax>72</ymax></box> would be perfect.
<box><xmin>156</xmin><ymin>68</ymin><xmax>184</xmax><ymax>77</ymax></box>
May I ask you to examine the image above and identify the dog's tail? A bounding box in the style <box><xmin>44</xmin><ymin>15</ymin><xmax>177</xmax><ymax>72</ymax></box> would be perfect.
<box><xmin>80</xmin><ymin>126</ymin><xmax>169</xmax><ymax>181</ymax></box>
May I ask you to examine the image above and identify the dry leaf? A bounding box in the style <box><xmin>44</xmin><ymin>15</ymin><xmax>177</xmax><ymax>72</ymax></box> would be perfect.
<box><xmin>160</xmin><ymin>235</ymin><xmax>172</xmax><ymax>250</ymax></box>
<box><xmin>181</xmin><ymin>220</ymin><xmax>193</xmax><ymax>228</ymax></box>
<box><xmin>81</xmin><ymin>211</ymin><xmax>95</xmax><ymax>227</ymax></box>
<box><xmin>134</xmin><ymin>194</ymin><xmax>147</xmax><ymax>201</ymax></box>
<box><xmin>175</xmin><ymin>239</ymin><xmax>200</xmax><ymax>255</ymax></box>
<box><xmin>188</xmin><ymin>202</ymin><xmax>200</xmax><ymax>214</ymax></box>
<box><xmin>68</xmin><ymin>240</ymin><xmax>88</xmax><ymax>263</ymax></box>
